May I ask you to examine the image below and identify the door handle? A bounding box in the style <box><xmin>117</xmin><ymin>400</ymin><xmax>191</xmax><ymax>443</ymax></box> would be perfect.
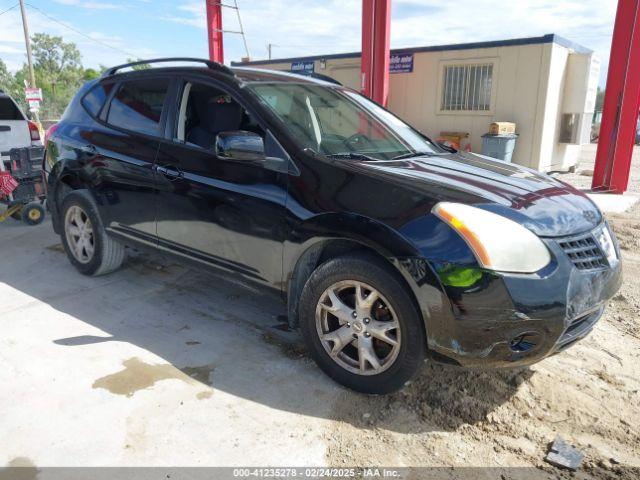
<box><xmin>155</xmin><ymin>165</ymin><xmax>184</xmax><ymax>180</ymax></box>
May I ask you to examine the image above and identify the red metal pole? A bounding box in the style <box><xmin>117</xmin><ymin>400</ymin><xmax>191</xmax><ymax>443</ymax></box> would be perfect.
<box><xmin>372</xmin><ymin>0</ymin><xmax>391</xmax><ymax>106</ymax></box>
<box><xmin>361</xmin><ymin>1</ymin><xmax>374</xmax><ymax>99</ymax></box>
<box><xmin>206</xmin><ymin>0</ymin><xmax>224</xmax><ymax>63</ymax></box>
<box><xmin>592</xmin><ymin>0</ymin><xmax>640</xmax><ymax>193</ymax></box>
<box><xmin>361</xmin><ymin>0</ymin><xmax>391</xmax><ymax>106</ymax></box>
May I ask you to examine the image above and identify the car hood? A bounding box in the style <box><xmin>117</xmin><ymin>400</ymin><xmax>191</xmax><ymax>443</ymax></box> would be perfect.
<box><xmin>357</xmin><ymin>152</ymin><xmax>602</xmax><ymax>237</ymax></box>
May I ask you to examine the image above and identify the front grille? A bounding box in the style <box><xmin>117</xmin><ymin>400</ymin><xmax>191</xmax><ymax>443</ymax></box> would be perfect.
<box><xmin>558</xmin><ymin>232</ymin><xmax>607</xmax><ymax>271</ymax></box>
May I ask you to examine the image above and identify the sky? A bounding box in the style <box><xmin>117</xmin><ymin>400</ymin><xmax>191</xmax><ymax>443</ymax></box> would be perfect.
<box><xmin>0</xmin><ymin>0</ymin><xmax>618</xmax><ymax>87</ymax></box>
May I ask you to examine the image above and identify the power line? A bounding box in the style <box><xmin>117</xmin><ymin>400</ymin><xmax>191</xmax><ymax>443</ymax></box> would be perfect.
<box><xmin>0</xmin><ymin>2</ymin><xmax>18</xmax><ymax>16</ymax></box>
<box><xmin>24</xmin><ymin>3</ymin><xmax>137</xmax><ymax>58</ymax></box>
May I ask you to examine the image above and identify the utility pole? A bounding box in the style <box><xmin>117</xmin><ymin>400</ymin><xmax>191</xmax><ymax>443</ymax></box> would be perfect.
<box><xmin>18</xmin><ymin>0</ymin><xmax>41</xmax><ymax>127</ymax></box>
<box><xmin>268</xmin><ymin>43</ymin><xmax>274</xmax><ymax>60</ymax></box>
<box><xmin>18</xmin><ymin>0</ymin><xmax>35</xmax><ymax>89</ymax></box>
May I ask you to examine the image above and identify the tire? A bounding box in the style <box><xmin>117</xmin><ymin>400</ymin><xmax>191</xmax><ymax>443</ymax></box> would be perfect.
<box><xmin>60</xmin><ymin>190</ymin><xmax>125</xmax><ymax>276</ymax></box>
<box><xmin>299</xmin><ymin>254</ymin><xmax>426</xmax><ymax>394</ymax></box>
<box><xmin>21</xmin><ymin>202</ymin><xmax>45</xmax><ymax>225</ymax></box>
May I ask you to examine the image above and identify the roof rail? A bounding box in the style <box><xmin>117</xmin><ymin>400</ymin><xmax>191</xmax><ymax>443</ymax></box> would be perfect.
<box><xmin>101</xmin><ymin>57</ymin><xmax>234</xmax><ymax>78</ymax></box>
<box><xmin>296</xmin><ymin>72</ymin><xmax>342</xmax><ymax>86</ymax></box>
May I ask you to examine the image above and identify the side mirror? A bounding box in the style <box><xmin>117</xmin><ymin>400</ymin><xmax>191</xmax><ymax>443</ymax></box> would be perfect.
<box><xmin>215</xmin><ymin>130</ymin><xmax>265</xmax><ymax>161</ymax></box>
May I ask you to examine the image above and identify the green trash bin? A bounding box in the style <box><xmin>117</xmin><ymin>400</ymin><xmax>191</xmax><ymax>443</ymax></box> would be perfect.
<box><xmin>481</xmin><ymin>133</ymin><xmax>519</xmax><ymax>163</ymax></box>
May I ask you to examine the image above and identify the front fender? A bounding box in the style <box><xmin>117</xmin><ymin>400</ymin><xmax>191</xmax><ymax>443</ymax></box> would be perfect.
<box><xmin>283</xmin><ymin>212</ymin><xmax>452</xmax><ymax>339</ymax></box>
<box><xmin>286</xmin><ymin>212</ymin><xmax>421</xmax><ymax>263</ymax></box>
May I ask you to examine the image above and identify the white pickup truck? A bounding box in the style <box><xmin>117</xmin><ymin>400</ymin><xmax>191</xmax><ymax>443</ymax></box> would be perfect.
<box><xmin>1</xmin><ymin>90</ymin><xmax>45</xmax><ymax>224</ymax></box>
<box><xmin>0</xmin><ymin>90</ymin><xmax>41</xmax><ymax>164</ymax></box>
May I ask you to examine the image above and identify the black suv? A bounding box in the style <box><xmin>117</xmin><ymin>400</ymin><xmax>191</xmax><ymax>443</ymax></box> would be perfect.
<box><xmin>45</xmin><ymin>58</ymin><xmax>622</xmax><ymax>393</ymax></box>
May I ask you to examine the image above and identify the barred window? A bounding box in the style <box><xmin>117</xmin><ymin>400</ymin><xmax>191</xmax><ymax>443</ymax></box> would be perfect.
<box><xmin>441</xmin><ymin>63</ymin><xmax>493</xmax><ymax>111</ymax></box>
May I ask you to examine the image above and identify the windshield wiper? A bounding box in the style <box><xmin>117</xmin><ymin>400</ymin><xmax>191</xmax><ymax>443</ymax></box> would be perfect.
<box><xmin>326</xmin><ymin>152</ymin><xmax>378</xmax><ymax>162</ymax></box>
<box><xmin>392</xmin><ymin>151</ymin><xmax>441</xmax><ymax>160</ymax></box>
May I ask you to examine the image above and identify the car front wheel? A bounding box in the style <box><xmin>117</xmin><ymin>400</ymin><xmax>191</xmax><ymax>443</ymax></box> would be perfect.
<box><xmin>299</xmin><ymin>254</ymin><xmax>426</xmax><ymax>394</ymax></box>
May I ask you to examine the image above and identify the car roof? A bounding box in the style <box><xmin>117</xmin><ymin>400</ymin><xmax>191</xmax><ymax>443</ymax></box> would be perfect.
<box><xmin>230</xmin><ymin>67</ymin><xmax>341</xmax><ymax>86</ymax></box>
<box><xmin>99</xmin><ymin>58</ymin><xmax>340</xmax><ymax>88</ymax></box>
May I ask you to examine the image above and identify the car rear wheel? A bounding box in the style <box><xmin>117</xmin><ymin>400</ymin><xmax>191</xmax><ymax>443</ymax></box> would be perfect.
<box><xmin>299</xmin><ymin>254</ymin><xmax>426</xmax><ymax>394</ymax></box>
<box><xmin>60</xmin><ymin>190</ymin><xmax>125</xmax><ymax>276</ymax></box>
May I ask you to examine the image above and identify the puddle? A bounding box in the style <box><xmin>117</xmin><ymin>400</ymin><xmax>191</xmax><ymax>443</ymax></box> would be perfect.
<box><xmin>2</xmin><ymin>457</ymin><xmax>38</xmax><ymax>480</ymax></box>
<box><xmin>92</xmin><ymin>357</ymin><xmax>214</xmax><ymax>397</ymax></box>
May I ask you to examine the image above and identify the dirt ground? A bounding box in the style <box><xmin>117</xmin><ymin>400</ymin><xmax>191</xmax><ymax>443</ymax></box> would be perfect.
<box><xmin>323</xmin><ymin>145</ymin><xmax>640</xmax><ymax>477</ymax></box>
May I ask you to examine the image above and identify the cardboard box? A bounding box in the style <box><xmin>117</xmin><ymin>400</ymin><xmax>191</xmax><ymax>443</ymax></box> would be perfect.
<box><xmin>489</xmin><ymin>122</ymin><xmax>516</xmax><ymax>135</ymax></box>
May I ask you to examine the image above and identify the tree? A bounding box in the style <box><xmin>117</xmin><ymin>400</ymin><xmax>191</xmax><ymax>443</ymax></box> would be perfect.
<box><xmin>32</xmin><ymin>33</ymin><xmax>82</xmax><ymax>87</ymax></box>
<box><xmin>0</xmin><ymin>60</ymin><xmax>12</xmax><ymax>90</ymax></box>
<box><xmin>0</xmin><ymin>59</ymin><xmax>27</xmax><ymax>112</ymax></box>
<box><xmin>30</xmin><ymin>33</ymin><xmax>84</xmax><ymax>118</ymax></box>
<box><xmin>83</xmin><ymin>68</ymin><xmax>100</xmax><ymax>81</ymax></box>
<box><xmin>126</xmin><ymin>58</ymin><xmax>151</xmax><ymax>70</ymax></box>
<box><xmin>2</xmin><ymin>34</ymin><xmax>105</xmax><ymax>119</ymax></box>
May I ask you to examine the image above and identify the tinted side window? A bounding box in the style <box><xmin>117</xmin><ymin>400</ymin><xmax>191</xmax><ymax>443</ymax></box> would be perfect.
<box><xmin>0</xmin><ymin>97</ymin><xmax>25</xmax><ymax>120</ymax></box>
<box><xmin>106</xmin><ymin>78</ymin><xmax>169</xmax><ymax>136</ymax></box>
<box><xmin>81</xmin><ymin>83</ymin><xmax>114</xmax><ymax>117</ymax></box>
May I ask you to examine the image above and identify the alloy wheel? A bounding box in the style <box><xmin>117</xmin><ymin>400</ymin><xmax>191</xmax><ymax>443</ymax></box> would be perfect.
<box><xmin>315</xmin><ymin>280</ymin><xmax>401</xmax><ymax>376</ymax></box>
<box><xmin>65</xmin><ymin>205</ymin><xmax>95</xmax><ymax>264</ymax></box>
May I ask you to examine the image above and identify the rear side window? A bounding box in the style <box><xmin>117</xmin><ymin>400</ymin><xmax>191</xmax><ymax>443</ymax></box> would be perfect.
<box><xmin>106</xmin><ymin>78</ymin><xmax>170</xmax><ymax>136</ymax></box>
<box><xmin>0</xmin><ymin>97</ymin><xmax>25</xmax><ymax>120</ymax></box>
<box><xmin>81</xmin><ymin>82</ymin><xmax>114</xmax><ymax>117</ymax></box>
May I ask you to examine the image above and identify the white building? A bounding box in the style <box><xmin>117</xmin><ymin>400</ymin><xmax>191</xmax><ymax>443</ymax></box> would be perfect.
<box><xmin>234</xmin><ymin>34</ymin><xmax>600</xmax><ymax>172</ymax></box>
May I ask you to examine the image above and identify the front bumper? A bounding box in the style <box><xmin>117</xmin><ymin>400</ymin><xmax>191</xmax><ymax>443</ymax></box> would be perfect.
<box><xmin>422</xmin><ymin>234</ymin><xmax>623</xmax><ymax>368</ymax></box>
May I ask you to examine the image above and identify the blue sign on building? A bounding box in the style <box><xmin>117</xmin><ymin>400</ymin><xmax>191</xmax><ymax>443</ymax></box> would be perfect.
<box><xmin>291</xmin><ymin>61</ymin><xmax>315</xmax><ymax>74</ymax></box>
<box><xmin>390</xmin><ymin>53</ymin><xmax>414</xmax><ymax>74</ymax></box>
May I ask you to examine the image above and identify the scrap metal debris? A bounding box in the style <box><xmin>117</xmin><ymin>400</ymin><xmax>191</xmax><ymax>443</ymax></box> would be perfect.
<box><xmin>545</xmin><ymin>436</ymin><xmax>584</xmax><ymax>471</ymax></box>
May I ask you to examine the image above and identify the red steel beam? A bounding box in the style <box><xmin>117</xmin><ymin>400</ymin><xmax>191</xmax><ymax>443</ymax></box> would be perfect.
<box><xmin>361</xmin><ymin>1</ymin><xmax>374</xmax><ymax>98</ymax></box>
<box><xmin>592</xmin><ymin>0</ymin><xmax>640</xmax><ymax>193</ymax></box>
<box><xmin>206</xmin><ymin>0</ymin><xmax>224</xmax><ymax>63</ymax></box>
<box><xmin>361</xmin><ymin>0</ymin><xmax>391</xmax><ymax>106</ymax></box>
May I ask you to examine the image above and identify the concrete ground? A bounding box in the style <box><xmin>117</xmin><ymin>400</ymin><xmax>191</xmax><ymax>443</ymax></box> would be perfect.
<box><xmin>0</xmin><ymin>218</ymin><xmax>343</xmax><ymax>467</ymax></box>
<box><xmin>557</xmin><ymin>144</ymin><xmax>640</xmax><ymax>194</ymax></box>
<box><xmin>555</xmin><ymin>144</ymin><xmax>640</xmax><ymax>213</ymax></box>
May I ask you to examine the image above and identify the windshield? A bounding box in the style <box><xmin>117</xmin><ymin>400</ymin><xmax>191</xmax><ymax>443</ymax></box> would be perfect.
<box><xmin>247</xmin><ymin>83</ymin><xmax>443</xmax><ymax>160</ymax></box>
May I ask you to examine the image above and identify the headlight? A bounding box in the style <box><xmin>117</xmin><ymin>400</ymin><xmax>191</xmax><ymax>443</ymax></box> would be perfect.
<box><xmin>594</xmin><ymin>223</ymin><xmax>619</xmax><ymax>266</ymax></box>
<box><xmin>433</xmin><ymin>202</ymin><xmax>551</xmax><ymax>273</ymax></box>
